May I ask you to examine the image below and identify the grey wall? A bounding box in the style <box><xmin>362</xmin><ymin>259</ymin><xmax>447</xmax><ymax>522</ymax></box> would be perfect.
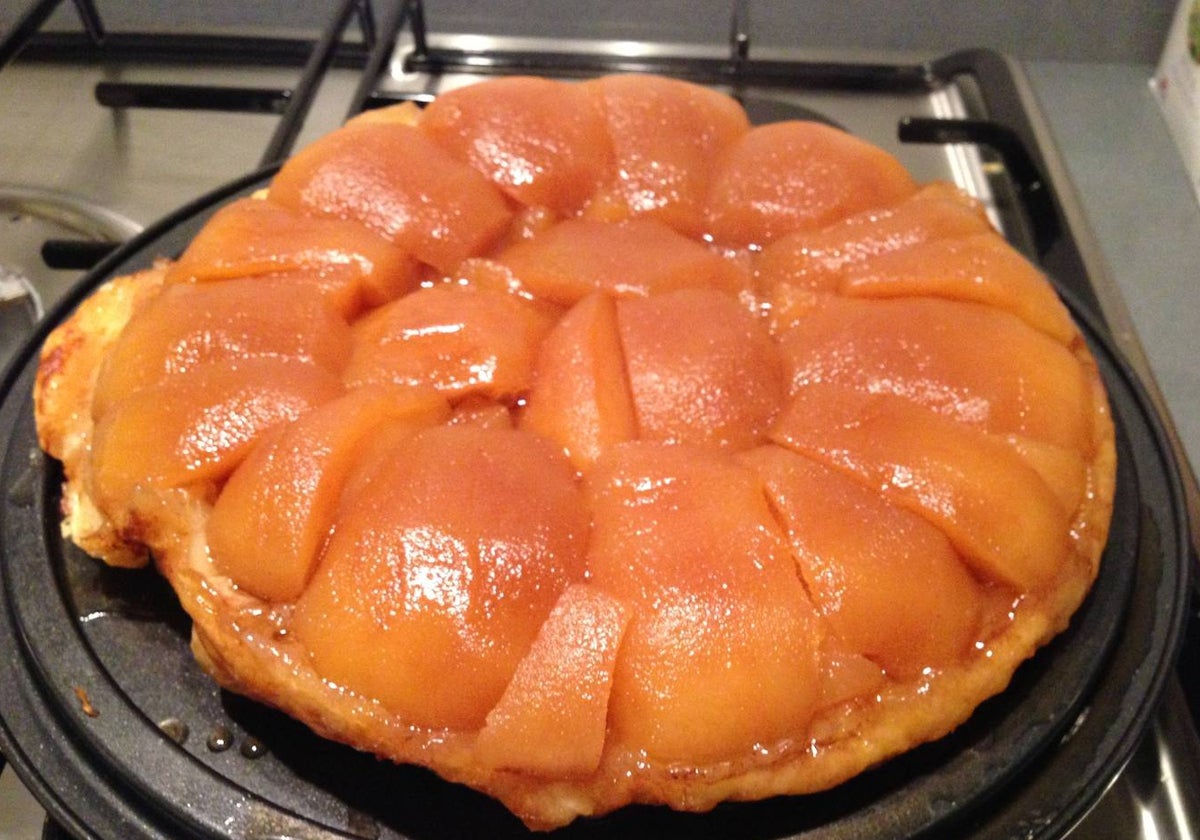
<box><xmin>425</xmin><ymin>0</ymin><xmax>1177</xmax><ymax>63</ymax></box>
<box><xmin>1</xmin><ymin>0</ymin><xmax>1179</xmax><ymax>64</ymax></box>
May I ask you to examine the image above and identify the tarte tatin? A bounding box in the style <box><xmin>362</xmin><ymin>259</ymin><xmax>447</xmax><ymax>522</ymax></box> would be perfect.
<box><xmin>34</xmin><ymin>73</ymin><xmax>1115</xmax><ymax>830</ymax></box>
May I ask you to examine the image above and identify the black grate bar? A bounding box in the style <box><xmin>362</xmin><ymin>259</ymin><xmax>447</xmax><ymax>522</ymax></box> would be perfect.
<box><xmin>0</xmin><ymin>0</ymin><xmax>105</xmax><ymax>70</ymax></box>
<box><xmin>403</xmin><ymin>47</ymin><xmax>933</xmax><ymax>92</ymax></box>
<box><xmin>12</xmin><ymin>31</ymin><xmax>371</xmax><ymax>68</ymax></box>
<box><xmin>898</xmin><ymin>115</ymin><xmax>1059</xmax><ymax>258</ymax></box>
<box><xmin>729</xmin><ymin>0</ymin><xmax>750</xmax><ymax>66</ymax></box>
<box><xmin>409</xmin><ymin>0</ymin><xmax>429</xmax><ymax>59</ymax></box>
<box><xmin>95</xmin><ymin>81</ymin><xmax>291</xmax><ymax>113</ymax></box>
<box><xmin>41</xmin><ymin>239</ymin><xmax>120</xmax><ymax>270</ymax></box>
<box><xmin>345</xmin><ymin>0</ymin><xmax>413</xmax><ymax>119</ymax></box>
<box><xmin>0</xmin><ymin>0</ymin><xmax>65</xmax><ymax>69</ymax></box>
<box><xmin>69</xmin><ymin>0</ymin><xmax>104</xmax><ymax>43</ymax></box>
<box><xmin>355</xmin><ymin>0</ymin><xmax>378</xmax><ymax>51</ymax></box>
<box><xmin>726</xmin><ymin>0</ymin><xmax>750</xmax><ymax>103</ymax></box>
<box><xmin>363</xmin><ymin>89</ymin><xmax>434</xmax><ymax>109</ymax></box>
<box><xmin>259</xmin><ymin>0</ymin><xmax>370</xmax><ymax>167</ymax></box>
<box><xmin>922</xmin><ymin>49</ymin><xmax>1088</xmax><ymax>289</ymax></box>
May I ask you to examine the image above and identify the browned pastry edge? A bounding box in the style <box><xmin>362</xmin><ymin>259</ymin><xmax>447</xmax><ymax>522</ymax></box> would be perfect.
<box><xmin>34</xmin><ymin>264</ymin><xmax>1116</xmax><ymax>830</ymax></box>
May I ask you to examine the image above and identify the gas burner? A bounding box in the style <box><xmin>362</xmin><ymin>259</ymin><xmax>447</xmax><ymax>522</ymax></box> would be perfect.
<box><xmin>0</xmin><ymin>185</ymin><xmax>142</xmax><ymax>308</ymax></box>
<box><xmin>0</xmin><ymin>186</ymin><xmax>142</xmax><ymax>371</ymax></box>
<box><xmin>0</xmin><ymin>267</ymin><xmax>38</xmax><ymax>373</ymax></box>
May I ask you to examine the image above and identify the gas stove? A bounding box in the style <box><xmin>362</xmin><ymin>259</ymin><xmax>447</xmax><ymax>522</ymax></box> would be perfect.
<box><xmin>1</xmin><ymin>2</ymin><xmax>1198</xmax><ymax>839</ymax></box>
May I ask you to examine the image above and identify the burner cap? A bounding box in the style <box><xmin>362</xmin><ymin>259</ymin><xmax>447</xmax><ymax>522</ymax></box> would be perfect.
<box><xmin>0</xmin><ymin>266</ymin><xmax>39</xmax><ymax>373</ymax></box>
<box><xmin>0</xmin><ymin>186</ymin><xmax>142</xmax><ymax>313</ymax></box>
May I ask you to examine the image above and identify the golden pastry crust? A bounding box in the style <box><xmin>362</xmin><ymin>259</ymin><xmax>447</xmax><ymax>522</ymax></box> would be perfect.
<box><xmin>36</xmin><ymin>266</ymin><xmax>166</xmax><ymax>569</ymax></box>
<box><xmin>33</xmin><ymin>74</ymin><xmax>1116</xmax><ymax>831</ymax></box>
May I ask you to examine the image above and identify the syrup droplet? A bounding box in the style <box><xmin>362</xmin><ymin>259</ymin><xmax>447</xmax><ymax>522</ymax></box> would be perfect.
<box><xmin>240</xmin><ymin>736</ymin><xmax>269</xmax><ymax>759</ymax></box>
<box><xmin>158</xmin><ymin>717</ymin><xmax>188</xmax><ymax>744</ymax></box>
<box><xmin>206</xmin><ymin>724</ymin><xmax>234</xmax><ymax>752</ymax></box>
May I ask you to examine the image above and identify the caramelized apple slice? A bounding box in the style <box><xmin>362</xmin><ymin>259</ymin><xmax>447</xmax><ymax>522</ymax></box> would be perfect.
<box><xmin>778</xmin><ymin>297</ymin><xmax>1092</xmax><ymax>451</ymax></box>
<box><xmin>421</xmin><ymin>76</ymin><xmax>612</xmax><ymax>216</ymax></box>
<box><xmin>705</xmin><ymin>120</ymin><xmax>917</xmax><ymax>247</ymax></box>
<box><xmin>163</xmin><ymin>197</ymin><xmax>418</xmax><ymax>315</ymax></box>
<box><xmin>839</xmin><ymin>232</ymin><xmax>1076</xmax><ymax>343</ymax></box>
<box><xmin>1003</xmin><ymin>433</ymin><xmax>1089</xmax><ymax>517</ymax></box>
<box><xmin>475</xmin><ymin>584</ymin><xmax>631</xmax><ymax>776</ymax></box>
<box><xmin>520</xmin><ymin>292</ymin><xmax>636</xmax><ymax>470</ymax></box>
<box><xmin>445</xmin><ymin>257</ymin><xmax>545</xmax><ymax>303</ymax></box>
<box><xmin>739</xmin><ymin>445</ymin><xmax>985</xmax><ymax>678</ymax></box>
<box><xmin>754</xmin><ymin>181</ymin><xmax>991</xmax><ymax>301</ymax></box>
<box><xmin>343</xmin><ymin>285</ymin><xmax>555</xmax><ymax>399</ymax></box>
<box><xmin>816</xmin><ymin>633</ymin><xmax>887</xmax><ymax>710</ymax></box>
<box><xmin>35</xmin><ymin>267</ymin><xmax>166</xmax><ymax>462</ymax></box>
<box><xmin>269</xmin><ymin>121</ymin><xmax>513</xmax><ymax>272</ymax></box>
<box><xmin>616</xmin><ymin>289</ymin><xmax>784</xmax><ymax>449</ymax></box>
<box><xmin>207</xmin><ymin>388</ymin><xmax>450</xmax><ymax>603</ymax></box>
<box><xmin>91</xmin><ymin>357</ymin><xmax>342</xmax><ymax>519</ymax></box>
<box><xmin>587</xmin><ymin>442</ymin><xmax>822</xmax><ymax>764</ymax></box>
<box><xmin>343</xmin><ymin>101</ymin><xmax>422</xmax><ymax>128</ymax></box>
<box><xmin>92</xmin><ymin>278</ymin><xmax>352</xmax><ymax>419</ymax></box>
<box><xmin>447</xmin><ymin>395</ymin><xmax>515</xmax><ymax>430</ymax></box>
<box><xmin>583</xmin><ymin>74</ymin><xmax>751</xmax><ymax>236</ymax></box>
<box><xmin>494</xmin><ymin>205</ymin><xmax>559</xmax><ymax>250</ymax></box>
<box><xmin>494</xmin><ymin>218</ymin><xmax>749</xmax><ymax>306</ymax></box>
<box><xmin>770</xmin><ymin>382</ymin><xmax>1070</xmax><ymax>591</ymax></box>
<box><xmin>290</xmin><ymin>426</ymin><xmax>588</xmax><ymax>730</ymax></box>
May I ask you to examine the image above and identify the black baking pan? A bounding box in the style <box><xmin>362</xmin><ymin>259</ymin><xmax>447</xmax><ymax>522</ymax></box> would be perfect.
<box><xmin>0</xmin><ymin>168</ymin><xmax>1192</xmax><ymax>840</ymax></box>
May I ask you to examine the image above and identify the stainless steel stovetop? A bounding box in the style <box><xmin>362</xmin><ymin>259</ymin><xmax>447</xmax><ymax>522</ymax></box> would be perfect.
<box><xmin>1</xmin><ymin>2</ymin><xmax>1198</xmax><ymax>838</ymax></box>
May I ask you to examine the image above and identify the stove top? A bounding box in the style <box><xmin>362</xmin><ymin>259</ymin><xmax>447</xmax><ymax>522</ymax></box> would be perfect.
<box><xmin>1</xmin><ymin>2</ymin><xmax>1198</xmax><ymax>838</ymax></box>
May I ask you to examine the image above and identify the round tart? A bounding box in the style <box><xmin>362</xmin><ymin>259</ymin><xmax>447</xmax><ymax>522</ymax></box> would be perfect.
<box><xmin>33</xmin><ymin>73</ymin><xmax>1115</xmax><ymax>830</ymax></box>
